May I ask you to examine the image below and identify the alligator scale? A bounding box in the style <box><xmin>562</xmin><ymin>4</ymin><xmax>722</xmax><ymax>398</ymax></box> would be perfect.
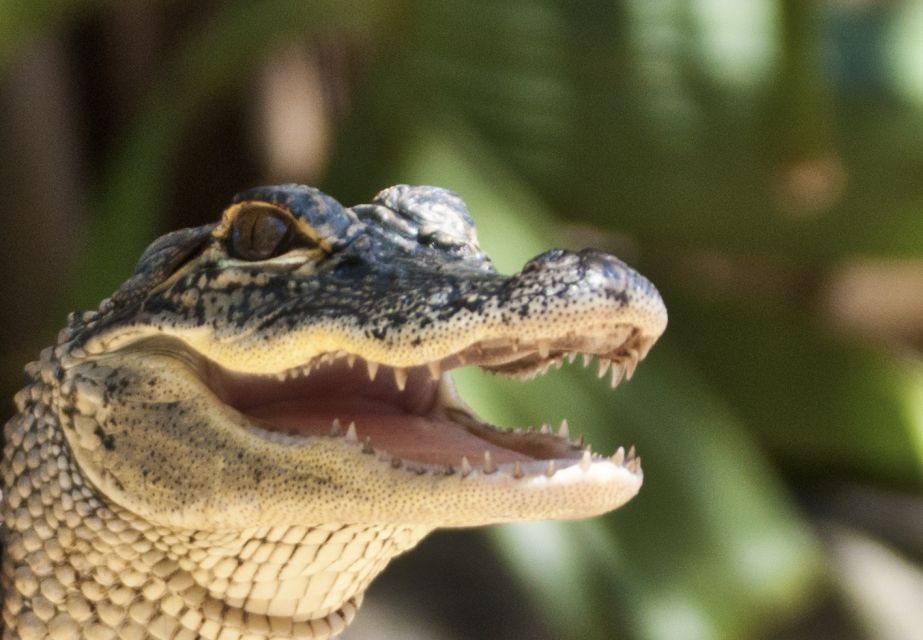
<box><xmin>1</xmin><ymin>185</ymin><xmax>667</xmax><ymax>639</ymax></box>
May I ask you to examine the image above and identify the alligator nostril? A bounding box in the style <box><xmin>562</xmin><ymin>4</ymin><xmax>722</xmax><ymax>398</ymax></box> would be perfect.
<box><xmin>521</xmin><ymin>249</ymin><xmax>581</xmax><ymax>273</ymax></box>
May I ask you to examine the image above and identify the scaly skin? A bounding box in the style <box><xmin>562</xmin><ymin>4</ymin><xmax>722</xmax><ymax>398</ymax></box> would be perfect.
<box><xmin>1</xmin><ymin>185</ymin><xmax>667</xmax><ymax>639</ymax></box>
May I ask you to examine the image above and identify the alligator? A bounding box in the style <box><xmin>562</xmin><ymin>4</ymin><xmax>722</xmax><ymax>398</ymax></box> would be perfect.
<box><xmin>1</xmin><ymin>184</ymin><xmax>667</xmax><ymax>639</ymax></box>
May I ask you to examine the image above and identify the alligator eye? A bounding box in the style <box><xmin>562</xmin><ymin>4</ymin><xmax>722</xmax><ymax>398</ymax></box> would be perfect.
<box><xmin>229</xmin><ymin>204</ymin><xmax>295</xmax><ymax>260</ymax></box>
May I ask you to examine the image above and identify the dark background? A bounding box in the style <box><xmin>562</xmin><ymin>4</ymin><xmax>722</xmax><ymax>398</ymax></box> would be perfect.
<box><xmin>2</xmin><ymin>2</ymin><xmax>922</xmax><ymax>639</ymax></box>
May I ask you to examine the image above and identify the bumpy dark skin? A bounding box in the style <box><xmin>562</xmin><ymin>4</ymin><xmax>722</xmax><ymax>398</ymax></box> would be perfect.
<box><xmin>2</xmin><ymin>184</ymin><xmax>666</xmax><ymax>639</ymax></box>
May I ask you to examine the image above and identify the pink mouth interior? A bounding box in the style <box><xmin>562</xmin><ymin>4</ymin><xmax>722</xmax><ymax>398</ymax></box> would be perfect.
<box><xmin>207</xmin><ymin>358</ymin><xmax>543</xmax><ymax>466</ymax></box>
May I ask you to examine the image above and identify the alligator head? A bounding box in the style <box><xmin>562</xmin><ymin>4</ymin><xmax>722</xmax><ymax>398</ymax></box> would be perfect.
<box><xmin>4</xmin><ymin>184</ymin><xmax>666</xmax><ymax>638</ymax></box>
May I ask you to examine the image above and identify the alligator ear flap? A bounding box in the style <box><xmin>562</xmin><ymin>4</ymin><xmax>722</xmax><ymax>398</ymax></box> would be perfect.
<box><xmin>108</xmin><ymin>224</ymin><xmax>216</xmax><ymax>310</ymax></box>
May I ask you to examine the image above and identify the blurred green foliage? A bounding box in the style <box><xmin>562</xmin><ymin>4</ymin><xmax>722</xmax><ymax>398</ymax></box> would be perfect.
<box><xmin>2</xmin><ymin>1</ymin><xmax>922</xmax><ymax>639</ymax></box>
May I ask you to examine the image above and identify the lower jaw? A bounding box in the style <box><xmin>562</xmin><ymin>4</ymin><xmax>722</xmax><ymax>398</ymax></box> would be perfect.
<box><xmin>244</xmin><ymin>401</ymin><xmax>568</xmax><ymax>468</ymax></box>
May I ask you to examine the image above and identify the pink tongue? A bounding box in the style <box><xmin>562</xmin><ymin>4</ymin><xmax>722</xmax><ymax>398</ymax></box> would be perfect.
<box><xmin>246</xmin><ymin>400</ymin><xmax>534</xmax><ymax>466</ymax></box>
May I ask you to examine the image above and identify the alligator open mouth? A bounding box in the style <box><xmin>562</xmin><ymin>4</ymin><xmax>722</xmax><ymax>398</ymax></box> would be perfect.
<box><xmin>203</xmin><ymin>327</ymin><xmax>651</xmax><ymax>478</ymax></box>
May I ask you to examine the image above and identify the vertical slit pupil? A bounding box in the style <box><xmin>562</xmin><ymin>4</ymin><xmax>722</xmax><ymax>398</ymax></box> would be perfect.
<box><xmin>231</xmin><ymin>205</ymin><xmax>293</xmax><ymax>260</ymax></box>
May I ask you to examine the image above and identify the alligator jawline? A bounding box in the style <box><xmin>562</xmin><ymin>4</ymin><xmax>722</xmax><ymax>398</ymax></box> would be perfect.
<box><xmin>199</xmin><ymin>340</ymin><xmax>644</xmax><ymax>476</ymax></box>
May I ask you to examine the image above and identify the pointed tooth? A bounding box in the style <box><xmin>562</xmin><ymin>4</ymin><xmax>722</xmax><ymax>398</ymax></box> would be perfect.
<box><xmin>580</xmin><ymin>448</ymin><xmax>592</xmax><ymax>471</ymax></box>
<box><xmin>330</xmin><ymin>419</ymin><xmax>343</xmax><ymax>437</ymax></box>
<box><xmin>346</xmin><ymin>354</ymin><xmax>357</xmax><ymax>368</ymax></box>
<box><xmin>427</xmin><ymin>361</ymin><xmax>442</xmax><ymax>381</ymax></box>
<box><xmin>597</xmin><ymin>358</ymin><xmax>611</xmax><ymax>378</ymax></box>
<box><xmin>574</xmin><ymin>433</ymin><xmax>585</xmax><ymax>447</ymax></box>
<box><xmin>537</xmin><ymin>340</ymin><xmax>551</xmax><ymax>359</ymax></box>
<box><xmin>612</xmin><ymin>446</ymin><xmax>625</xmax><ymax>466</ymax></box>
<box><xmin>483</xmin><ymin>450</ymin><xmax>496</xmax><ymax>474</ymax></box>
<box><xmin>362</xmin><ymin>436</ymin><xmax>374</xmax><ymax>454</ymax></box>
<box><xmin>631</xmin><ymin>456</ymin><xmax>642</xmax><ymax>472</ymax></box>
<box><xmin>540</xmin><ymin>423</ymin><xmax>551</xmax><ymax>435</ymax></box>
<box><xmin>567</xmin><ymin>352</ymin><xmax>577</xmax><ymax>364</ymax></box>
<box><xmin>512</xmin><ymin>461</ymin><xmax>523</xmax><ymax>479</ymax></box>
<box><xmin>638</xmin><ymin>336</ymin><xmax>655</xmax><ymax>359</ymax></box>
<box><xmin>610</xmin><ymin>364</ymin><xmax>625</xmax><ymax>388</ymax></box>
<box><xmin>461</xmin><ymin>456</ymin><xmax>472</xmax><ymax>477</ymax></box>
<box><xmin>628</xmin><ymin>445</ymin><xmax>637</xmax><ymax>460</ymax></box>
<box><xmin>393</xmin><ymin>367</ymin><xmax>408</xmax><ymax>391</ymax></box>
<box><xmin>554</xmin><ymin>360</ymin><xmax>563</xmax><ymax>369</ymax></box>
<box><xmin>545</xmin><ymin>460</ymin><xmax>556</xmax><ymax>477</ymax></box>
<box><xmin>625</xmin><ymin>355</ymin><xmax>638</xmax><ymax>380</ymax></box>
<box><xmin>582</xmin><ymin>353</ymin><xmax>593</xmax><ymax>367</ymax></box>
<box><xmin>558</xmin><ymin>419</ymin><xmax>570</xmax><ymax>439</ymax></box>
<box><xmin>366</xmin><ymin>361</ymin><xmax>379</xmax><ymax>381</ymax></box>
<box><xmin>345</xmin><ymin>422</ymin><xmax>358</xmax><ymax>443</ymax></box>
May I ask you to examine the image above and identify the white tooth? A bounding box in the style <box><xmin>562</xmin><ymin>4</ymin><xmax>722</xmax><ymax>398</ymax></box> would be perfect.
<box><xmin>580</xmin><ymin>448</ymin><xmax>592</xmax><ymax>471</ymax></box>
<box><xmin>612</xmin><ymin>446</ymin><xmax>625</xmax><ymax>466</ymax></box>
<box><xmin>274</xmin><ymin>372</ymin><xmax>286</xmax><ymax>382</ymax></box>
<box><xmin>362</xmin><ymin>437</ymin><xmax>374</xmax><ymax>454</ymax></box>
<box><xmin>545</xmin><ymin>460</ymin><xmax>556</xmax><ymax>477</ymax></box>
<box><xmin>597</xmin><ymin>359</ymin><xmax>611</xmax><ymax>378</ymax></box>
<box><xmin>483</xmin><ymin>450</ymin><xmax>496</xmax><ymax>474</ymax></box>
<box><xmin>537</xmin><ymin>340</ymin><xmax>551</xmax><ymax>359</ymax></box>
<box><xmin>512</xmin><ymin>461</ymin><xmax>523</xmax><ymax>479</ymax></box>
<box><xmin>554</xmin><ymin>360</ymin><xmax>563</xmax><ymax>369</ymax></box>
<box><xmin>393</xmin><ymin>368</ymin><xmax>408</xmax><ymax>391</ymax></box>
<box><xmin>330</xmin><ymin>419</ymin><xmax>343</xmax><ymax>437</ymax></box>
<box><xmin>367</xmin><ymin>361</ymin><xmax>379</xmax><ymax>381</ymax></box>
<box><xmin>574</xmin><ymin>433</ymin><xmax>585</xmax><ymax>447</ymax></box>
<box><xmin>628</xmin><ymin>456</ymin><xmax>642</xmax><ymax>473</ymax></box>
<box><xmin>345</xmin><ymin>422</ymin><xmax>358</xmax><ymax>443</ymax></box>
<box><xmin>582</xmin><ymin>354</ymin><xmax>593</xmax><ymax>367</ymax></box>
<box><xmin>625</xmin><ymin>355</ymin><xmax>638</xmax><ymax>380</ymax></box>
<box><xmin>639</xmin><ymin>337</ymin><xmax>655</xmax><ymax>359</ymax></box>
<box><xmin>558</xmin><ymin>419</ymin><xmax>570</xmax><ymax>439</ymax></box>
<box><xmin>540</xmin><ymin>423</ymin><xmax>551</xmax><ymax>434</ymax></box>
<box><xmin>347</xmin><ymin>354</ymin><xmax>357</xmax><ymax>368</ymax></box>
<box><xmin>427</xmin><ymin>361</ymin><xmax>442</xmax><ymax>381</ymax></box>
<box><xmin>567</xmin><ymin>352</ymin><xmax>577</xmax><ymax>364</ymax></box>
<box><xmin>610</xmin><ymin>364</ymin><xmax>625</xmax><ymax>388</ymax></box>
<box><xmin>461</xmin><ymin>456</ymin><xmax>472</xmax><ymax>477</ymax></box>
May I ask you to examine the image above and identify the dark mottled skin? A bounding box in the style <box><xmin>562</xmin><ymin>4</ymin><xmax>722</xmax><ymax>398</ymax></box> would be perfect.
<box><xmin>71</xmin><ymin>185</ymin><xmax>655</xmax><ymax>364</ymax></box>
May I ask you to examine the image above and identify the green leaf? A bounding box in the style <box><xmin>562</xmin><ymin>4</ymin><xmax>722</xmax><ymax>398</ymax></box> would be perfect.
<box><xmin>385</xmin><ymin>0</ymin><xmax>923</xmax><ymax>260</ymax></box>
<box><xmin>663</xmin><ymin>293</ymin><xmax>923</xmax><ymax>489</ymax></box>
